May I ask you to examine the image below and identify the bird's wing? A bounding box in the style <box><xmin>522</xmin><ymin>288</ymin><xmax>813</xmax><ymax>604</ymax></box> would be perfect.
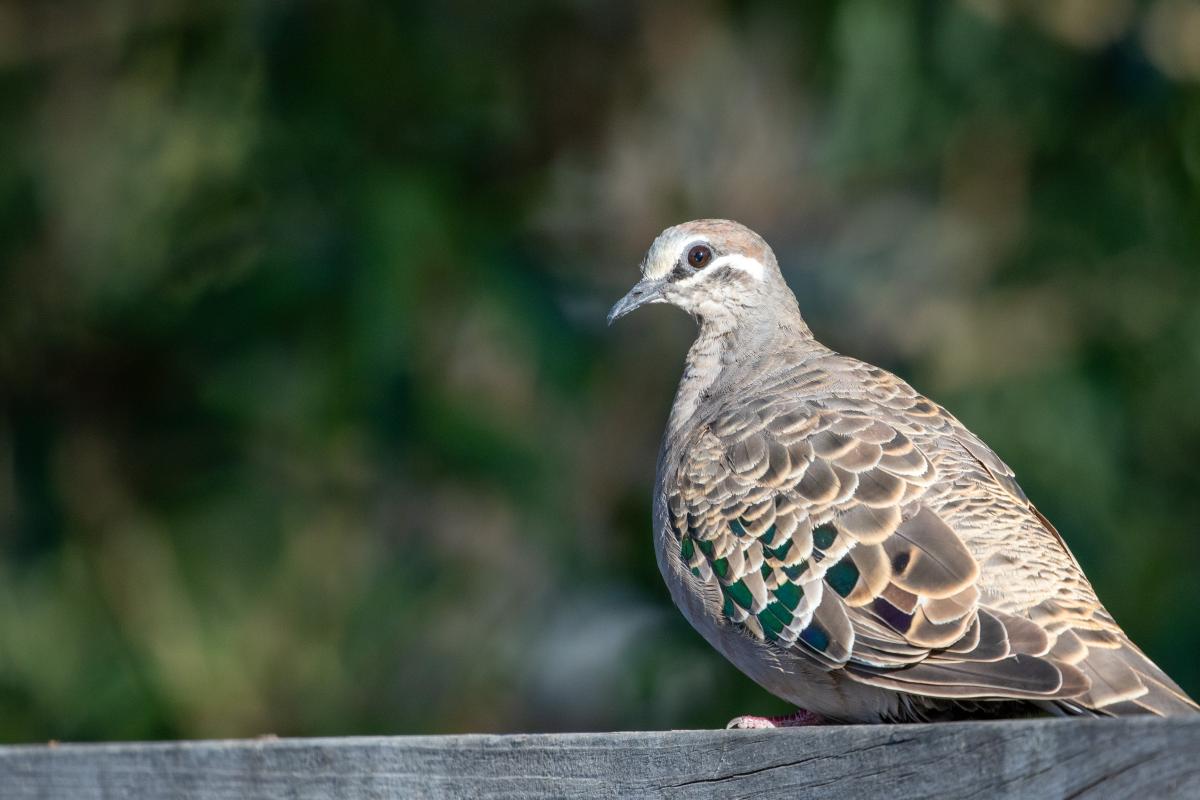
<box><xmin>939</xmin><ymin>406</ymin><xmax>1199</xmax><ymax>715</ymax></box>
<box><xmin>668</xmin><ymin>397</ymin><xmax>1092</xmax><ymax>704</ymax></box>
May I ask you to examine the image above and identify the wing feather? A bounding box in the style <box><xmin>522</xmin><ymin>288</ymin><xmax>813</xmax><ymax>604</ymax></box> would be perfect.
<box><xmin>669</xmin><ymin>402</ymin><xmax>1107</xmax><ymax>708</ymax></box>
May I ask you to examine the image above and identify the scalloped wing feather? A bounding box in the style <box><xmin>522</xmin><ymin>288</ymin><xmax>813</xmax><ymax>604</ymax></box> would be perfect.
<box><xmin>668</xmin><ymin>401</ymin><xmax>1171</xmax><ymax>709</ymax></box>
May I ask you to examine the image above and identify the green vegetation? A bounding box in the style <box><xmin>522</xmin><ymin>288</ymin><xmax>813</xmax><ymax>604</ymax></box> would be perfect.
<box><xmin>0</xmin><ymin>1</ymin><xmax>1198</xmax><ymax>740</ymax></box>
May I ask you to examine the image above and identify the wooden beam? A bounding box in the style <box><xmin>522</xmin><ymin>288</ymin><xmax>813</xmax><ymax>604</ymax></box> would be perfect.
<box><xmin>3</xmin><ymin>716</ymin><xmax>1198</xmax><ymax>799</ymax></box>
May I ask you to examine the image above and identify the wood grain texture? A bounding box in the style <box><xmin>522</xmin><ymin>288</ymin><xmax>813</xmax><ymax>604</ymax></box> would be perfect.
<box><xmin>2</xmin><ymin>717</ymin><xmax>1198</xmax><ymax>799</ymax></box>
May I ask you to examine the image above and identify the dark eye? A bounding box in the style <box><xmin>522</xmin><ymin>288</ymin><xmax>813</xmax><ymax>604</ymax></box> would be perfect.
<box><xmin>687</xmin><ymin>244</ymin><xmax>713</xmax><ymax>269</ymax></box>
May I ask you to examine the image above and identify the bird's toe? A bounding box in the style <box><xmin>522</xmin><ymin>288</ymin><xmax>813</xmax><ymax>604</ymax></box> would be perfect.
<box><xmin>726</xmin><ymin>715</ymin><xmax>779</xmax><ymax>729</ymax></box>
<box><xmin>726</xmin><ymin>710</ymin><xmax>826</xmax><ymax>729</ymax></box>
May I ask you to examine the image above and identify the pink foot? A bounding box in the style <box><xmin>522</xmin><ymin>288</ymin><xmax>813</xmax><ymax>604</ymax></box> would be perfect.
<box><xmin>726</xmin><ymin>709</ymin><xmax>826</xmax><ymax>729</ymax></box>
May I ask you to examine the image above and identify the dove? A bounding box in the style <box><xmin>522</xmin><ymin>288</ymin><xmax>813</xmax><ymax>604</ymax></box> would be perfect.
<box><xmin>608</xmin><ymin>219</ymin><xmax>1198</xmax><ymax>725</ymax></box>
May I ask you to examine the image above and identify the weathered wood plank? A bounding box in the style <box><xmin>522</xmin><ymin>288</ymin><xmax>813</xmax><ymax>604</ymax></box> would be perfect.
<box><xmin>2</xmin><ymin>717</ymin><xmax>1198</xmax><ymax>799</ymax></box>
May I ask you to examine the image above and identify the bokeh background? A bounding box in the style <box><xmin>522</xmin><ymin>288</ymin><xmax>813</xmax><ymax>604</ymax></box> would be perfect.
<box><xmin>1</xmin><ymin>0</ymin><xmax>1199</xmax><ymax>742</ymax></box>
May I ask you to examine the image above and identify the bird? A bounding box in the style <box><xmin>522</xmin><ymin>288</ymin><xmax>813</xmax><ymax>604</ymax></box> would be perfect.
<box><xmin>607</xmin><ymin>219</ymin><xmax>1199</xmax><ymax>725</ymax></box>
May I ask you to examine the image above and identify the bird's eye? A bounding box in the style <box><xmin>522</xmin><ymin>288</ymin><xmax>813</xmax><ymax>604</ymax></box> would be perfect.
<box><xmin>687</xmin><ymin>244</ymin><xmax>713</xmax><ymax>269</ymax></box>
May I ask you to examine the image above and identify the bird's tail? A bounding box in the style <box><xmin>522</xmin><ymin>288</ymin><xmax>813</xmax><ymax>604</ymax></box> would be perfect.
<box><xmin>1060</xmin><ymin>637</ymin><xmax>1198</xmax><ymax>717</ymax></box>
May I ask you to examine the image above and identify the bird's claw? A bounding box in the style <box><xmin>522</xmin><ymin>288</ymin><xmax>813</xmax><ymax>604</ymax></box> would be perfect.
<box><xmin>726</xmin><ymin>709</ymin><xmax>826</xmax><ymax>729</ymax></box>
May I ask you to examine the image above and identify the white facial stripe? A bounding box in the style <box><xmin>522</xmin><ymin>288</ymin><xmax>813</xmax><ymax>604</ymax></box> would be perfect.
<box><xmin>674</xmin><ymin>254</ymin><xmax>766</xmax><ymax>287</ymax></box>
<box><xmin>714</xmin><ymin>254</ymin><xmax>766</xmax><ymax>281</ymax></box>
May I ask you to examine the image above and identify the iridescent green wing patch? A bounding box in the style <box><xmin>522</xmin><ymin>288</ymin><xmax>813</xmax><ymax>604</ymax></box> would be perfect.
<box><xmin>668</xmin><ymin>404</ymin><xmax>979</xmax><ymax>670</ymax></box>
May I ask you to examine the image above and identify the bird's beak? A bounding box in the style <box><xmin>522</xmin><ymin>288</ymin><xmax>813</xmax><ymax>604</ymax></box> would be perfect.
<box><xmin>607</xmin><ymin>277</ymin><xmax>666</xmax><ymax>326</ymax></box>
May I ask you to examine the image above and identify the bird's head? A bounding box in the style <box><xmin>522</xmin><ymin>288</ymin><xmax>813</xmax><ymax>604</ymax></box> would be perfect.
<box><xmin>607</xmin><ymin>219</ymin><xmax>796</xmax><ymax>329</ymax></box>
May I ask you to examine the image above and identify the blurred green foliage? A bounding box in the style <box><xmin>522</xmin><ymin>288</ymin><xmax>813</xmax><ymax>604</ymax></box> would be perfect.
<box><xmin>1</xmin><ymin>0</ymin><xmax>1199</xmax><ymax>741</ymax></box>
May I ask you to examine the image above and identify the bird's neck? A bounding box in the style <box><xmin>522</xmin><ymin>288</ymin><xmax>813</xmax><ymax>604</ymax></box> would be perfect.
<box><xmin>666</xmin><ymin>303</ymin><xmax>819</xmax><ymax>440</ymax></box>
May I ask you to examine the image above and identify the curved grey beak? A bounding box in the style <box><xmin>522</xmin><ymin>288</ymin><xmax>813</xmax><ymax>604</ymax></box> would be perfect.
<box><xmin>607</xmin><ymin>277</ymin><xmax>666</xmax><ymax>326</ymax></box>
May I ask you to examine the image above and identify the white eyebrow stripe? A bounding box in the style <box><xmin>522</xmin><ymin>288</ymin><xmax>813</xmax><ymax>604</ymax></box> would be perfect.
<box><xmin>675</xmin><ymin>254</ymin><xmax>766</xmax><ymax>286</ymax></box>
<box><xmin>644</xmin><ymin>235</ymin><xmax>708</xmax><ymax>279</ymax></box>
